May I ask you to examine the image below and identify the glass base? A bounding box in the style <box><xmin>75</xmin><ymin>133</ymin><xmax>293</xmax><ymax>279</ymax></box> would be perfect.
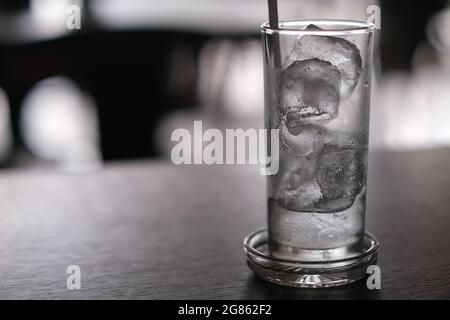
<box><xmin>243</xmin><ymin>228</ymin><xmax>379</xmax><ymax>288</ymax></box>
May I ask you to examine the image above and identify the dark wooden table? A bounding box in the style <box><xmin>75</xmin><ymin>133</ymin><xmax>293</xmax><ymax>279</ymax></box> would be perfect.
<box><xmin>0</xmin><ymin>148</ymin><xmax>449</xmax><ymax>299</ymax></box>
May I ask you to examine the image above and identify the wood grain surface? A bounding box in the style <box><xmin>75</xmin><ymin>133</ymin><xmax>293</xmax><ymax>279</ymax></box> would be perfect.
<box><xmin>0</xmin><ymin>149</ymin><xmax>449</xmax><ymax>299</ymax></box>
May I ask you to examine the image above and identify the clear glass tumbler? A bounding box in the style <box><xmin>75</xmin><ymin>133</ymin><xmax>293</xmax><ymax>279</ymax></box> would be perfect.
<box><xmin>244</xmin><ymin>20</ymin><xmax>379</xmax><ymax>288</ymax></box>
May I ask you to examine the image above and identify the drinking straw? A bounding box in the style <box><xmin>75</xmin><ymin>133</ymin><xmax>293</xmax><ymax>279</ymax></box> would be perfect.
<box><xmin>267</xmin><ymin>0</ymin><xmax>281</xmax><ymax>68</ymax></box>
<box><xmin>268</xmin><ymin>0</ymin><xmax>279</xmax><ymax>30</ymax></box>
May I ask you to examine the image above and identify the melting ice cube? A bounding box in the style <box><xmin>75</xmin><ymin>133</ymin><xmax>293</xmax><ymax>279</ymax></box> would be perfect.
<box><xmin>279</xmin><ymin>58</ymin><xmax>341</xmax><ymax>128</ymax></box>
<box><xmin>287</xmin><ymin>33</ymin><xmax>363</xmax><ymax>98</ymax></box>
<box><xmin>315</xmin><ymin>143</ymin><xmax>364</xmax><ymax>212</ymax></box>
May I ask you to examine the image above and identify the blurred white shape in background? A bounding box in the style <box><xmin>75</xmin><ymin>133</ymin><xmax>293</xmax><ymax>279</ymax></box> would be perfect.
<box><xmin>0</xmin><ymin>0</ymin><xmax>83</xmax><ymax>42</ymax></box>
<box><xmin>371</xmin><ymin>6</ymin><xmax>450</xmax><ymax>151</ymax></box>
<box><xmin>372</xmin><ymin>69</ymin><xmax>450</xmax><ymax>150</ymax></box>
<box><xmin>30</xmin><ymin>0</ymin><xmax>83</xmax><ymax>35</ymax></box>
<box><xmin>427</xmin><ymin>7</ymin><xmax>450</xmax><ymax>68</ymax></box>
<box><xmin>221</xmin><ymin>41</ymin><xmax>264</xmax><ymax>119</ymax></box>
<box><xmin>0</xmin><ymin>88</ymin><xmax>12</xmax><ymax>163</ymax></box>
<box><xmin>21</xmin><ymin>76</ymin><xmax>101</xmax><ymax>170</ymax></box>
<box><xmin>198</xmin><ymin>39</ymin><xmax>263</xmax><ymax>120</ymax></box>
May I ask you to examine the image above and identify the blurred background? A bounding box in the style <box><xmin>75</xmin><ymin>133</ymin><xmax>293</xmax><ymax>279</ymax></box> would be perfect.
<box><xmin>0</xmin><ymin>0</ymin><xmax>449</xmax><ymax>171</ymax></box>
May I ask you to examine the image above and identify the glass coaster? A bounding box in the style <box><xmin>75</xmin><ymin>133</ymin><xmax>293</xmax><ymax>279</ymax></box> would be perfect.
<box><xmin>244</xmin><ymin>228</ymin><xmax>379</xmax><ymax>288</ymax></box>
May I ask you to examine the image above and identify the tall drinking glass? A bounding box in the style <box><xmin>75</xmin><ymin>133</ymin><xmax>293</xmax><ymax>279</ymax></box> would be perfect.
<box><xmin>244</xmin><ymin>20</ymin><xmax>379</xmax><ymax>288</ymax></box>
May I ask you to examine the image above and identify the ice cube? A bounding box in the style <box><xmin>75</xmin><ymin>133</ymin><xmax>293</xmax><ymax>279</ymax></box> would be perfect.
<box><xmin>287</xmin><ymin>34</ymin><xmax>363</xmax><ymax>97</ymax></box>
<box><xmin>275</xmin><ymin>156</ymin><xmax>322</xmax><ymax>212</ymax></box>
<box><xmin>279</xmin><ymin>178</ymin><xmax>322</xmax><ymax>212</ymax></box>
<box><xmin>315</xmin><ymin>143</ymin><xmax>364</xmax><ymax>212</ymax></box>
<box><xmin>280</xmin><ymin>59</ymin><xmax>341</xmax><ymax>128</ymax></box>
<box><xmin>280</xmin><ymin>123</ymin><xmax>325</xmax><ymax>156</ymax></box>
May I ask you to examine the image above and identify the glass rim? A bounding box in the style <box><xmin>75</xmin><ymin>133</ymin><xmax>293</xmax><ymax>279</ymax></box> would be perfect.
<box><xmin>261</xmin><ymin>19</ymin><xmax>376</xmax><ymax>35</ymax></box>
